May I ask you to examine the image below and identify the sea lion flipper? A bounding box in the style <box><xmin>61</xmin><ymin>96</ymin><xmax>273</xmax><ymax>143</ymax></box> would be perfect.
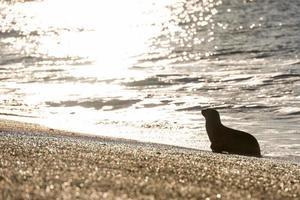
<box><xmin>212</xmin><ymin>149</ymin><xmax>222</xmax><ymax>153</ymax></box>
<box><xmin>210</xmin><ymin>144</ymin><xmax>223</xmax><ymax>153</ymax></box>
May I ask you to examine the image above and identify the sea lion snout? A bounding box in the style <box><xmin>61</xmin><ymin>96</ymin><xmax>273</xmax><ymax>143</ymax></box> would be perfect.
<box><xmin>201</xmin><ymin>109</ymin><xmax>220</xmax><ymax>120</ymax></box>
<box><xmin>201</xmin><ymin>109</ymin><xmax>210</xmax><ymax>117</ymax></box>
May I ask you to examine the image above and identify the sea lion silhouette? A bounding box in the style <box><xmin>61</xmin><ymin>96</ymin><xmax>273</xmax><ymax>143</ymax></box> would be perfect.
<box><xmin>201</xmin><ymin>109</ymin><xmax>261</xmax><ymax>157</ymax></box>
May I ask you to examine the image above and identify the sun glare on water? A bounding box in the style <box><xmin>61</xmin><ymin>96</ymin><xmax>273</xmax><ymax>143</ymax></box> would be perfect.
<box><xmin>12</xmin><ymin>0</ymin><xmax>173</xmax><ymax>70</ymax></box>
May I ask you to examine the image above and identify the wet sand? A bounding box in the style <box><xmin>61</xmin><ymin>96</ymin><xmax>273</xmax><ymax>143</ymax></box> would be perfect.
<box><xmin>0</xmin><ymin>119</ymin><xmax>299</xmax><ymax>200</ymax></box>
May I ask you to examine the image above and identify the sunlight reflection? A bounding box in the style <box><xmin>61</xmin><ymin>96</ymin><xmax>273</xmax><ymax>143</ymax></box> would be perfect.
<box><xmin>10</xmin><ymin>0</ymin><xmax>175</xmax><ymax>70</ymax></box>
<box><xmin>5</xmin><ymin>0</ymin><xmax>223</xmax><ymax>74</ymax></box>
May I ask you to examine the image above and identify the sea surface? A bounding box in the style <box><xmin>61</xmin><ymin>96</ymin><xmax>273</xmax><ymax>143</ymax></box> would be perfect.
<box><xmin>0</xmin><ymin>0</ymin><xmax>299</xmax><ymax>162</ymax></box>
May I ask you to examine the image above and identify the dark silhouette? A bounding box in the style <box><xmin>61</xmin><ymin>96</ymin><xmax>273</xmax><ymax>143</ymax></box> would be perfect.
<box><xmin>202</xmin><ymin>109</ymin><xmax>261</xmax><ymax>157</ymax></box>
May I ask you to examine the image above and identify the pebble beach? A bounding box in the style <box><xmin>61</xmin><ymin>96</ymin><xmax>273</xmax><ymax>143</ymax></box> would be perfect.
<box><xmin>0</xmin><ymin>119</ymin><xmax>299</xmax><ymax>199</ymax></box>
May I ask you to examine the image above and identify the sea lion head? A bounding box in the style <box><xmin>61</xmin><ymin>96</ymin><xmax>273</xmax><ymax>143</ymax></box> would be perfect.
<box><xmin>201</xmin><ymin>109</ymin><xmax>221</xmax><ymax>124</ymax></box>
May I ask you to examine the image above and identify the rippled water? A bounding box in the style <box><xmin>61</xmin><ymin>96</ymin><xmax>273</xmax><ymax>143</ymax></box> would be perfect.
<box><xmin>0</xmin><ymin>0</ymin><xmax>300</xmax><ymax>162</ymax></box>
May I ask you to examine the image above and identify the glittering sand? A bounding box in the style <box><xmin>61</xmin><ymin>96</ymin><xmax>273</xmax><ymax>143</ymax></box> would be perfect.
<box><xmin>0</xmin><ymin>120</ymin><xmax>299</xmax><ymax>200</ymax></box>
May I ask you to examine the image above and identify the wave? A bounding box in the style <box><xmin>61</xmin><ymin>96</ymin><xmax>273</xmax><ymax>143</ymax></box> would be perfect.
<box><xmin>46</xmin><ymin>98</ymin><xmax>141</xmax><ymax>111</ymax></box>
<box><xmin>124</xmin><ymin>75</ymin><xmax>204</xmax><ymax>88</ymax></box>
<box><xmin>272</xmin><ymin>73</ymin><xmax>300</xmax><ymax>79</ymax></box>
<box><xmin>0</xmin><ymin>112</ymin><xmax>36</xmax><ymax>118</ymax></box>
<box><xmin>276</xmin><ymin>107</ymin><xmax>300</xmax><ymax>116</ymax></box>
<box><xmin>125</xmin><ymin>77</ymin><xmax>172</xmax><ymax>87</ymax></box>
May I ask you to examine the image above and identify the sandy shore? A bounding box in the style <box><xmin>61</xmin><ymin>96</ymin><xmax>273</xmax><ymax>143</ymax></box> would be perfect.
<box><xmin>0</xmin><ymin>119</ymin><xmax>299</xmax><ymax>199</ymax></box>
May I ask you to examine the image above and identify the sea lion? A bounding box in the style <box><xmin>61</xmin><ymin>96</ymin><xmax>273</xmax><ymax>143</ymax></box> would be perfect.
<box><xmin>201</xmin><ymin>109</ymin><xmax>261</xmax><ymax>157</ymax></box>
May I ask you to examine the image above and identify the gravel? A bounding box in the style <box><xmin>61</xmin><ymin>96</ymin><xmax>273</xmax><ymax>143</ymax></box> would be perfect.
<box><xmin>0</xmin><ymin>119</ymin><xmax>299</xmax><ymax>199</ymax></box>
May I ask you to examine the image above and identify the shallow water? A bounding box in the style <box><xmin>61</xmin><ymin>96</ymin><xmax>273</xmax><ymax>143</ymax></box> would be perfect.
<box><xmin>0</xmin><ymin>0</ymin><xmax>299</xmax><ymax>162</ymax></box>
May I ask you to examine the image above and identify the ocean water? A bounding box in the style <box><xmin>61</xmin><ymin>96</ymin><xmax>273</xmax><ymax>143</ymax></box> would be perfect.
<box><xmin>0</xmin><ymin>0</ymin><xmax>299</xmax><ymax>162</ymax></box>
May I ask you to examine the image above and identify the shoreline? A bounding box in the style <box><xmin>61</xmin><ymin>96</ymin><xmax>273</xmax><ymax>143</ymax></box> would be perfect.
<box><xmin>0</xmin><ymin>119</ymin><xmax>299</xmax><ymax>199</ymax></box>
